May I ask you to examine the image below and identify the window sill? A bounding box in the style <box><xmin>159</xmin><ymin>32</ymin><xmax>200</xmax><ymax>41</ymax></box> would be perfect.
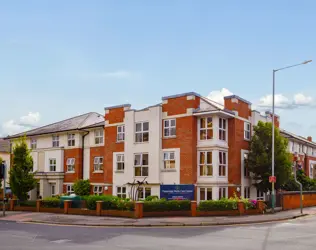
<box><xmin>116</xmin><ymin>141</ymin><xmax>124</xmax><ymax>144</ymax></box>
<box><xmin>134</xmin><ymin>176</ymin><xmax>149</xmax><ymax>178</ymax></box>
<box><xmin>134</xmin><ymin>141</ymin><xmax>149</xmax><ymax>144</ymax></box>
<box><xmin>161</xmin><ymin>169</ymin><xmax>176</xmax><ymax>172</ymax></box>
<box><xmin>93</xmin><ymin>171</ymin><xmax>104</xmax><ymax>174</ymax></box>
<box><xmin>66</xmin><ymin>171</ymin><xmax>75</xmax><ymax>174</ymax></box>
<box><xmin>115</xmin><ymin>170</ymin><xmax>124</xmax><ymax>173</ymax></box>
<box><xmin>163</xmin><ymin>136</ymin><xmax>176</xmax><ymax>139</ymax></box>
<box><xmin>198</xmin><ymin>176</ymin><xmax>214</xmax><ymax>178</ymax></box>
<box><xmin>244</xmin><ymin>138</ymin><xmax>251</xmax><ymax>142</ymax></box>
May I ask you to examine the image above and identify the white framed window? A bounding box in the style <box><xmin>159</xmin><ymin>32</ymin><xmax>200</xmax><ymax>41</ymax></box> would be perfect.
<box><xmin>244</xmin><ymin>153</ymin><xmax>249</xmax><ymax>177</ymax></box>
<box><xmin>303</xmin><ymin>146</ymin><xmax>307</xmax><ymax>154</ymax></box>
<box><xmin>117</xmin><ymin>186</ymin><xmax>127</xmax><ymax>199</ymax></box>
<box><xmin>219</xmin><ymin>118</ymin><xmax>227</xmax><ymax>141</ymax></box>
<box><xmin>30</xmin><ymin>138</ymin><xmax>37</xmax><ymax>149</ymax></box>
<box><xmin>93</xmin><ymin>157</ymin><xmax>103</xmax><ymax>172</ymax></box>
<box><xmin>66</xmin><ymin>158</ymin><xmax>75</xmax><ymax>172</ymax></box>
<box><xmin>117</xmin><ymin>125</ymin><xmax>125</xmax><ymax>142</ymax></box>
<box><xmin>49</xmin><ymin>158</ymin><xmax>56</xmax><ymax>172</ymax></box>
<box><xmin>67</xmin><ymin>133</ymin><xmax>75</xmax><ymax>147</ymax></box>
<box><xmin>219</xmin><ymin>187</ymin><xmax>227</xmax><ymax>200</ymax></box>
<box><xmin>95</xmin><ymin>130</ymin><xmax>104</xmax><ymax>144</ymax></box>
<box><xmin>138</xmin><ymin>187</ymin><xmax>151</xmax><ymax>200</ymax></box>
<box><xmin>310</xmin><ymin>164</ymin><xmax>315</xmax><ymax>179</ymax></box>
<box><xmin>93</xmin><ymin>185</ymin><xmax>103</xmax><ymax>196</ymax></box>
<box><xmin>244</xmin><ymin>186</ymin><xmax>250</xmax><ymax>199</ymax></box>
<box><xmin>244</xmin><ymin>122</ymin><xmax>251</xmax><ymax>140</ymax></box>
<box><xmin>291</xmin><ymin>142</ymin><xmax>295</xmax><ymax>152</ymax></box>
<box><xmin>51</xmin><ymin>184</ymin><xmax>56</xmax><ymax>197</ymax></box>
<box><xmin>257</xmin><ymin>189</ymin><xmax>264</xmax><ymax>200</ymax></box>
<box><xmin>219</xmin><ymin>151</ymin><xmax>227</xmax><ymax>177</ymax></box>
<box><xmin>135</xmin><ymin>122</ymin><xmax>149</xmax><ymax>143</ymax></box>
<box><xmin>199</xmin><ymin>151</ymin><xmax>212</xmax><ymax>176</ymax></box>
<box><xmin>66</xmin><ymin>185</ymin><xmax>74</xmax><ymax>195</ymax></box>
<box><xmin>163</xmin><ymin>151</ymin><xmax>175</xmax><ymax>169</ymax></box>
<box><xmin>116</xmin><ymin>154</ymin><xmax>125</xmax><ymax>172</ymax></box>
<box><xmin>164</xmin><ymin>119</ymin><xmax>176</xmax><ymax>137</ymax></box>
<box><xmin>199</xmin><ymin>187</ymin><xmax>212</xmax><ymax>201</ymax></box>
<box><xmin>52</xmin><ymin>135</ymin><xmax>59</xmax><ymax>147</ymax></box>
<box><xmin>199</xmin><ymin>117</ymin><xmax>213</xmax><ymax>140</ymax></box>
<box><xmin>134</xmin><ymin>153</ymin><xmax>149</xmax><ymax>176</ymax></box>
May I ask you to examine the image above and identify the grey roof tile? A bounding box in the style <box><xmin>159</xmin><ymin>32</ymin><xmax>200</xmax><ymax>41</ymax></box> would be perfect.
<box><xmin>6</xmin><ymin>112</ymin><xmax>104</xmax><ymax>139</ymax></box>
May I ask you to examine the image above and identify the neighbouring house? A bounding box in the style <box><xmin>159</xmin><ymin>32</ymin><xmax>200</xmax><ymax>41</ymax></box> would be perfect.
<box><xmin>0</xmin><ymin>139</ymin><xmax>10</xmax><ymax>188</ymax></box>
<box><xmin>5</xmin><ymin>112</ymin><xmax>104</xmax><ymax>199</ymax></box>
<box><xmin>5</xmin><ymin>91</ymin><xmax>316</xmax><ymax>202</ymax></box>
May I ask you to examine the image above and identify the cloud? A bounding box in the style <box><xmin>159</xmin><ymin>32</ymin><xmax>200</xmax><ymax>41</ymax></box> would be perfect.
<box><xmin>207</xmin><ymin>88</ymin><xmax>233</xmax><ymax>105</ymax></box>
<box><xmin>1</xmin><ymin>112</ymin><xmax>41</xmax><ymax>136</ymax></box>
<box><xmin>20</xmin><ymin>112</ymin><xmax>40</xmax><ymax>126</ymax></box>
<box><xmin>293</xmin><ymin>93</ymin><xmax>313</xmax><ymax>106</ymax></box>
<box><xmin>257</xmin><ymin>93</ymin><xmax>314</xmax><ymax>109</ymax></box>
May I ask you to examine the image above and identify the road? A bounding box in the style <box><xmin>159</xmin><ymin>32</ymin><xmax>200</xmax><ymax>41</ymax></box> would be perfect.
<box><xmin>0</xmin><ymin>215</ymin><xmax>316</xmax><ymax>250</ymax></box>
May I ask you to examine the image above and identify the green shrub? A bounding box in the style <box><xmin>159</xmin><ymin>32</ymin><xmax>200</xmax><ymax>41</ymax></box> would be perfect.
<box><xmin>145</xmin><ymin>195</ymin><xmax>159</xmax><ymax>201</ymax></box>
<box><xmin>18</xmin><ymin>200</ymin><xmax>37</xmax><ymax>207</ymax></box>
<box><xmin>114</xmin><ymin>199</ymin><xmax>135</xmax><ymax>211</ymax></box>
<box><xmin>73</xmin><ymin>179</ymin><xmax>91</xmax><ymax>196</ymax></box>
<box><xmin>143</xmin><ymin>200</ymin><xmax>191</xmax><ymax>212</ymax></box>
<box><xmin>198</xmin><ymin>199</ymin><xmax>238</xmax><ymax>211</ymax></box>
<box><xmin>41</xmin><ymin>197</ymin><xmax>60</xmax><ymax>208</ymax></box>
<box><xmin>85</xmin><ymin>195</ymin><xmax>116</xmax><ymax>210</ymax></box>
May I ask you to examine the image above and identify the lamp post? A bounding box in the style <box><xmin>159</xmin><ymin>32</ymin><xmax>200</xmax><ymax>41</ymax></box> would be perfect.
<box><xmin>293</xmin><ymin>152</ymin><xmax>303</xmax><ymax>214</ymax></box>
<box><xmin>271</xmin><ymin>60</ymin><xmax>312</xmax><ymax>213</ymax></box>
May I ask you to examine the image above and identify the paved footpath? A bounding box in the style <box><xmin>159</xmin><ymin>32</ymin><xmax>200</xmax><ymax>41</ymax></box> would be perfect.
<box><xmin>1</xmin><ymin>207</ymin><xmax>316</xmax><ymax>227</ymax></box>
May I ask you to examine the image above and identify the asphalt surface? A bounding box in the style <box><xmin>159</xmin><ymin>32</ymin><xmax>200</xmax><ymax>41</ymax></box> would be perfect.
<box><xmin>1</xmin><ymin>215</ymin><xmax>316</xmax><ymax>250</ymax></box>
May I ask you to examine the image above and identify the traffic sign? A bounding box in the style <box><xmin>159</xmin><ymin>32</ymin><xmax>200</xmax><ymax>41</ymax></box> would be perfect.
<box><xmin>269</xmin><ymin>176</ymin><xmax>276</xmax><ymax>183</ymax></box>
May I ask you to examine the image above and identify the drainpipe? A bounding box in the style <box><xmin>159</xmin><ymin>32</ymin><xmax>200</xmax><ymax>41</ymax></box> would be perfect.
<box><xmin>80</xmin><ymin>129</ymin><xmax>90</xmax><ymax>179</ymax></box>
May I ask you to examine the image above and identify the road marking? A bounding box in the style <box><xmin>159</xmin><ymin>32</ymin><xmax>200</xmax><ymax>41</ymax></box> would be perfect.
<box><xmin>50</xmin><ymin>239</ymin><xmax>72</xmax><ymax>244</ymax></box>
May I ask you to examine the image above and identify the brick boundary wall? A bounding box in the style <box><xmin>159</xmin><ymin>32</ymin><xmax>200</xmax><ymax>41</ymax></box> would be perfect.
<box><xmin>9</xmin><ymin>200</ymin><xmax>266</xmax><ymax>218</ymax></box>
<box><xmin>282</xmin><ymin>191</ymin><xmax>316</xmax><ymax>210</ymax></box>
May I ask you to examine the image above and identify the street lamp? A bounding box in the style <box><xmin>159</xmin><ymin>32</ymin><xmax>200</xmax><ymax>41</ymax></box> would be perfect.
<box><xmin>271</xmin><ymin>60</ymin><xmax>312</xmax><ymax>213</ymax></box>
<box><xmin>293</xmin><ymin>152</ymin><xmax>303</xmax><ymax>214</ymax></box>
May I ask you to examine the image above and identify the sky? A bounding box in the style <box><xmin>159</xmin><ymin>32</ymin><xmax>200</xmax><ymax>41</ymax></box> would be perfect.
<box><xmin>1</xmin><ymin>1</ymin><xmax>316</xmax><ymax>139</ymax></box>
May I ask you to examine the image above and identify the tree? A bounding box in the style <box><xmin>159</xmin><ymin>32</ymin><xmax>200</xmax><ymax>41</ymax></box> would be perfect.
<box><xmin>246</xmin><ymin>121</ymin><xmax>292</xmax><ymax>192</ymax></box>
<box><xmin>9</xmin><ymin>136</ymin><xmax>37</xmax><ymax>200</ymax></box>
<box><xmin>73</xmin><ymin>179</ymin><xmax>90</xmax><ymax>196</ymax></box>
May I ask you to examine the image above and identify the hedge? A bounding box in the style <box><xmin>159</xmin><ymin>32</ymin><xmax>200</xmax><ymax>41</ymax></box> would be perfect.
<box><xmin>198</xmin><ymin>199</ymin><xmax>238</xmax><ymax>211</ymax></box>
<box><xmin>41</xmin><ymin>197</ymin><xmax>60</xmax><ymax>208</ymax></box>
<box><xmin>18</xmin><ymin>200</ymin><xmax>37</xmax><ymax>207</ymax></box>
<box><xmin>82</xmin><ymin>195</ymin><xmax>135</xmax><ymax>211</ymax></box>
<box><xmin>143</xmin><ymin>200</ymin><xmax>191</xmax><ymax>212</ymax></box>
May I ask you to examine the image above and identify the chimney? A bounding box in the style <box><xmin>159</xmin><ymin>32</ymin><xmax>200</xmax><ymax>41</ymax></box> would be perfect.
<box><xmin>307</xmin><ymin>136</ymin><xmax>312</xmax><ymax>142</ymax></box>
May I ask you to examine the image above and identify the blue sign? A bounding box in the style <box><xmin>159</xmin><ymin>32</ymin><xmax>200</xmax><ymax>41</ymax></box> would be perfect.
<box><xmin>160</xmin><ymin>184</ymin><xmax>195</xmax><ymax>200</ymax></box>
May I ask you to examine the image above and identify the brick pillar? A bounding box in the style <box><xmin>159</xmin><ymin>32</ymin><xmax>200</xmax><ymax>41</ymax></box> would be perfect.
<box><xmin>134</xmin><ymin>201</ymin><xmax>144</xmax><ymax>219</ymax></box>
<box><xmin>96</xmin><ymin>201</ymin><xmax>103</xmax><ymax>216</ymax></box>
<box><xmin>36</xmin><ymin>200</ymin><xmax>41</xmax><ymax>212</ymax></box>
<box><xmin>257</xmin><ymin>200</ymin><xmax>265</xmax><ymax>214</ymax></box>
<box><xmin>191</xmin><ymin>201</ymin><xmax>197</xmax><ymax>217</ymax></box>
<box><xmin>9</xmin><ymin>199</ymin><xmax>15</xmax><ymax>211</ymax></box>
<box><xmin>238</xmin><ymin>202</ymin><xmax>245</xmax><ymax>215</ymax></box>
<box><xmin>64</xmin><ymin>200</ymin><xmax>71</xmax><ymax>214</ymax></box>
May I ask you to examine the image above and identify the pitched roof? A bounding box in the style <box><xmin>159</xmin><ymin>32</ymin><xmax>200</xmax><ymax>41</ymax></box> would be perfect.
<box><xmin>5</xmin><ymin>112</ymin><xmax>104</xmax><ymax>139</ymax></box>
<box><xmin>0</xmin><ymin>139</ymin><xmax>10</xmax><ymax>153</ymax></box>
<box><xmin>280</xmin><ymin>129</ymin><xmax>316</xmax><ymax>147</ymax></box>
